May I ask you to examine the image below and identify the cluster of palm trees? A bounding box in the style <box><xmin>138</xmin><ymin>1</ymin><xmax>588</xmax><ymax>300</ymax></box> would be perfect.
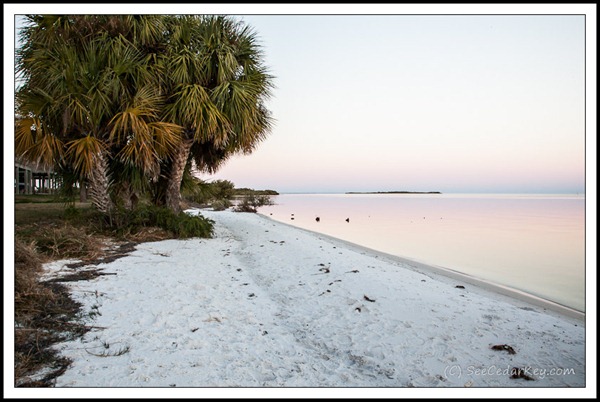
<box><xmin>15</xmin><ymin>15</ymin><xmax>273</xmax><ymax>216</ymax></box>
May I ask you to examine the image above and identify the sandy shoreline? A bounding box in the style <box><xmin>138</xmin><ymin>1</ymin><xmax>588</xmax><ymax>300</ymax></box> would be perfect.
<box><xmin>30</xmin><ymin>208</ymin><xmax>586</xmax><ymax>392</ymax></box>
<box><xmin>261</xmin><ymin>214</ymin><xmax>585</xmax><ymax>321</ymax></box>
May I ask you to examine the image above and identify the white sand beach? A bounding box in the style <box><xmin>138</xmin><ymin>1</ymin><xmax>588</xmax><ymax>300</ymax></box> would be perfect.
<box><xmin>38</xmin><ymin>209</ymin><xmax>586</xmax><ymax>395</ymax></box>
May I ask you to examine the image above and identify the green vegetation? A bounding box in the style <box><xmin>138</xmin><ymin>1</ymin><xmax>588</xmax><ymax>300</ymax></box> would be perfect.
<box><xmin>16</xmin><ymin>15</ymin><xmax>273</xmax><ymax>216</ymax></box>
<box><xmin>233</xmin><ymin>188</ymin><xmax>279</xmax><ymax>196</ymax></box>
<box><xmin>110</xmin><ymin>204</ymin><xmax>214</xmax><ymax>239</ymax></box>
<box><xmin>181</xmin><ymin>177</ymin><xmax>277</xmax><ymax>212</ymax></box>
<box><xmin>210</xmin><ymin>199</ymin><xmax>232</xmax><ymax>212</ymax></box>
<box><xmin>15</xmin><ymin>202</ymin><xmax>214</xmax><ymax>247</ymax></box>
<box><xmin>181</xmin><ymin>178</ymin><xmax>234</xmax><ymax>209</ymax></box>
<box><xmin>14</xmin><ymin>194</ymin><xmax>57</xmax><ymax>204</ymax></box>
<box><xmin>232</xmin><ymin>194</ymin><xmax>274</xmax><ymax>213</ymax></box>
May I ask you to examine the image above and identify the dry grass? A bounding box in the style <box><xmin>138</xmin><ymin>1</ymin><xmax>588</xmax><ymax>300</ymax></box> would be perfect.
<box><xmin>34</xmin><ymin>225</ymin><xmax>105</xmax><ymax>260</ymax></box>
<box><xmin>14</xmin><ymin>203</ymin><xmax>122</xmax><ymax>387</ymax></box>
<box><xmin>14</xmin><ymin>239</ymin><xmax>87</xmax><ymax>387</ymax></box>
<box><xmin>121</xmin><ymin>226</ymin><xmax>172</xmax><ymax>243</ymax></box>
<box><xmin>13</xmin><ymin>199</ymin><xmax>213</xmax><ymax>387</ymax></box>
<box><xmin>14</xmin><ymin>240</ymin><xmax>51</xmax><ymax>318</ymax></box>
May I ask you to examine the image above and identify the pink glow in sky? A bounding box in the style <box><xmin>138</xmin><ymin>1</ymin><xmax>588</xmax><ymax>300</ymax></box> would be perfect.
<box><xmin>199</xmin><ymin>13</ymin><xmax>589</xmax><ymax>194</ymax></box>
<box><xmin>6</xmin><ymin>5</ymin><xmax>595</xmax><ymax>194</ymax></box>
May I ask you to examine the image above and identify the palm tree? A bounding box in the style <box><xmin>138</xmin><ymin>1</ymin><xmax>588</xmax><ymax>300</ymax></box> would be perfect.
<box><xmin>16</xmin><ymin>19</ymin><xmax>114</xmax><ymax>213</ymax></box>
<box><xmin>16</xmin><ymin>15</ymin><xmax>273</xmax><ymax>215</ymax></box>
<box><xmin>16</xmin><ymin>15</ymin><xmax>182</xmax><ymax>215</ymax></box>
<box><xmin>156</xmin><ymin>15</ymin><xmax>274</xmax><ymax>212</ymax></box>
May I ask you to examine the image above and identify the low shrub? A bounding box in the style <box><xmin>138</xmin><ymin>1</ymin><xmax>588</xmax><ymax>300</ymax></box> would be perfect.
<box><xmin>110</xmin><ymin>205</ymin><xmax>214</xmax><ymax>239</ymax></box>
<box><xmin>211</xmin><ymin>199</ymin><xmax>231</xmax><ymax>211</ymax></box>
<box><xmin>233</xmin><ymin>194</ymin><xmax>274</xmax><ymax>213</ymax></box>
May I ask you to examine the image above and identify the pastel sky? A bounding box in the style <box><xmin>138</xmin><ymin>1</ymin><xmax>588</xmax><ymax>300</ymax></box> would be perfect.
<box><xmin>205</xmin><ymin>14</ymin><xmax>588</xmax><ymax>194</ymax></box>
<box><xmin>6</xmin><ymin>5</ymin><xmax>595</xmax><ymax>194</ymax></box>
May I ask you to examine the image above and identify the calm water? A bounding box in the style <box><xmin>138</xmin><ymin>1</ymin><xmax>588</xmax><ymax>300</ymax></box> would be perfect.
<box><xmin>257</xmin><ymin>193</ymin><xmax>585</xmax><ymax>312</ymax></box>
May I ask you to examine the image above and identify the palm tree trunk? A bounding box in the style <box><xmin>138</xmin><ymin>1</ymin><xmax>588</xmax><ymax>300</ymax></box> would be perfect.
<box><xmin>165</xmin><ymin>138</ymin><xmax>194</xmax><ymax>213</ymax></box>
<box><xmin>118</xmin><ymin>181</ymin><xmax>133</xmax><ymax>210</ymax></box>
<box><xmin>79</xmin><ymin>181</ymin><xmax>87</xmax><ymax>203</ymax></box>
<box><xmin>88</xmin><ymin>152</ymin><xmax>113</xmax><ymax>215</ymax></box>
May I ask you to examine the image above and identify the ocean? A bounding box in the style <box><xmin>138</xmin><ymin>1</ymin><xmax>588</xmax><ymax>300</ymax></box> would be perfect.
<box><xmin>257</xmin><ymin>193</ymin><xmax>585</xmax><ymax>312</ymax></box>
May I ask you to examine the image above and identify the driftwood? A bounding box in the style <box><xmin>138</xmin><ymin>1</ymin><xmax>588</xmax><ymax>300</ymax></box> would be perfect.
<box><xmin>491</xmin><ymin>344</ymin><xmax>516</xmax><ymax>354</ymax></box>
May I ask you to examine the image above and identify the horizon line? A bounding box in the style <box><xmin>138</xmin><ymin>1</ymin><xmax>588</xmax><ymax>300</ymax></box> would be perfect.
<box><xmin>272</xmin><ymin>191</ymin><xmax>585</xmax><ymax>195</ymax></box>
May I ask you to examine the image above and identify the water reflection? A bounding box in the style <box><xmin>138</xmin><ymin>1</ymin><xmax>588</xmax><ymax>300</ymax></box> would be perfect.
<box><xmin>258</xmin><ymin>193</ymin><xmax>585</xmax><ymax>312</ymax></box>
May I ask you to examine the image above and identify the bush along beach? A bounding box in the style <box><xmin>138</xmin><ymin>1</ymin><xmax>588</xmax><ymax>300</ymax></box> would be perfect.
<box><xmin>180</xmin><ymin>177</ymin><xmax>277</xmax><ymax>212</ymax></box>
<box><xmin>232</xmin><ymin>194</ymin><xmax>275</xmax><ymax>213</ymax></box>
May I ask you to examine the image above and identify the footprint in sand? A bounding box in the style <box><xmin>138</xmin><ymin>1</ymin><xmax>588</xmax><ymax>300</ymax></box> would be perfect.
<box><xmin>425</xmin><ymin>335</ymin><xmax>452</xmax><ymax>362</ymax></box>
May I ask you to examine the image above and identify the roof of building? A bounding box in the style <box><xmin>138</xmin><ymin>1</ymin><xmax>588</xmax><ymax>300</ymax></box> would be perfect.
<box><xmin>15</xmin><ymin>157</ymin><xmax>54</xmax><ymax>173</ymax></box>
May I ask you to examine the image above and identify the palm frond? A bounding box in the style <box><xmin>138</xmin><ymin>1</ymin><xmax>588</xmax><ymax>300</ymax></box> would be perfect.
<box><xmin>149</xmin><ymin>122</ymin><xmax>182</xmax><ymax>158</ymax></box>
<box><xmin>15</xmin><ymin>117</ymin><xmax>40</xmax><ymax>158</ymax></box>
<box><xmin>116</xmin><ymin>137</ymin><xmax>159</xmax><ymax>177</ymax></box>
<box><xmin>66</xmin><ymin>135</ymin><xmax>106</xmax><ymax>178</ymax></box>
<box><xmin>165</xmin><ymin>84</ymin><xmax>231</xmax><ymax>144</ymax></box>
<box><xmin>31</xmin><ymin>131</ymin><xmax>65</xmax><ymax>168</ymax></box>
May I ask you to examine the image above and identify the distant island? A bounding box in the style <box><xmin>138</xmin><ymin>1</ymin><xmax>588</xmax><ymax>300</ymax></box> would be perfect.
<box><xmin>345</xmin><ymin>191</ymin><xmax>442</xmax><ymax>195</ymax></box>
<box><xmin>234</xmin><ymin>188</ymin><xmax>279</xmax><ymax>196</ymax></box>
